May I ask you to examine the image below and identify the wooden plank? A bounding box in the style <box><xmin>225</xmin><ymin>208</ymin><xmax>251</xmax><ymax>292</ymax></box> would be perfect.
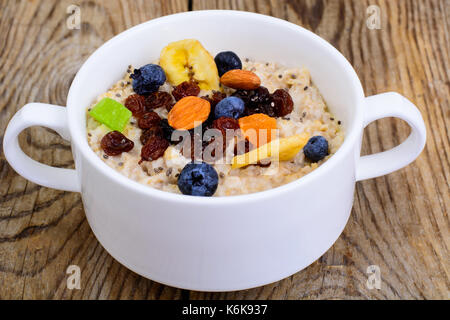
<box><xmin>0</xmin><ymin>0</ymin><xmax>448</xmax><ymax>299</ymax></box>
<box><xmin>191</xmin><ymin>0</ymin><xmax>450</xmax><ymax>299</ymax></box>
<box><xmin>0</xmin><ymin>0</ymin><xmax>187</xmax><ymax>300</ymax></box>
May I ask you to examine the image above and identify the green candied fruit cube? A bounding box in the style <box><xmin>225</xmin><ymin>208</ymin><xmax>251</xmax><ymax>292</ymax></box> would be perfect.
<box><xmin>89</xmin><ymin>97</ymin><xmax>132</xmax><ymax>132</ymax></box>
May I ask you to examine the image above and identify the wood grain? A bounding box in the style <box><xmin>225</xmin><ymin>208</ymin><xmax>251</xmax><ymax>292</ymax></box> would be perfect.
<box><xmin>0</xmin><ymin>0</ymin><xmax>448</xmax><ymax>299</ymax></box>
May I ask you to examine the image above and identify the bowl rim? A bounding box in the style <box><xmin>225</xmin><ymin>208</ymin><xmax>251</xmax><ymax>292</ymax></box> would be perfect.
<box><xmin>67</xmin><ymin>10</ymin><xmax>365</xmax><ymax>204</ymax></box>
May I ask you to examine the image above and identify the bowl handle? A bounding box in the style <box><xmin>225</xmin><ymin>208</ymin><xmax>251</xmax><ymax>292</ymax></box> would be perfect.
<box><xmin>3</xmin><ymin>103</ymin><xmax>81</xmax><ymax>192</ymax></box>
<box><xmin>356</xmin><ymin>92</ymin><xmax>426</xmax><ymax>181</ymax></box>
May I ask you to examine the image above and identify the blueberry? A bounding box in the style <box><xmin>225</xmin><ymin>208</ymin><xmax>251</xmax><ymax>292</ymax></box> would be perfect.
<box><xmin>131</xmin><ymin>64</ymin><xmax>166</xmax><ymax>96</ymax></box>
<box><xmin>178</xmin><ymin>162</ymin><xmax>219</xmax><ymax>197</ymax></box>
<box><xmin>160</xmin><ymin>119</ymin><xmax>175</xmax><ymax>142</ymax></box>
<box><xmin>160</xmin><ymin>119</ymin><xmax>185</xmax><ymax>144</ymax></box>
<box><xmin>214</xmin><ymin>51</ymin><xmax>242</xmax><ymax>76</ymax></box>
<box><xmin>214</xmin><ymin>97</ymin><xmax>245</xmax><ymax>119</ymax></box>
<box><xmin>303</xmin><ymin>136</ymin><xmax>329</xmax><ymax>162</ymax></box>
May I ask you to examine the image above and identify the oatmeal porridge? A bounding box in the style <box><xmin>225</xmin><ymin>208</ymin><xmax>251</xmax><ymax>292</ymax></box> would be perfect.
<box><xmin>86</xmin><ymin>39</ymin><xmax>344</xmax><ymax>197</ymax></box>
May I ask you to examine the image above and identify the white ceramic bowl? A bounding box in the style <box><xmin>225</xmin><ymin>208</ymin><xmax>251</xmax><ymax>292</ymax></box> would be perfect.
<box><xmin>3</xmin><ymin>11</ymin><xmax>426</xmax><ymax>291</ymax></box>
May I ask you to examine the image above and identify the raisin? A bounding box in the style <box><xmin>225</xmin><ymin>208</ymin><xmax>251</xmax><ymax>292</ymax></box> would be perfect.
<box><xmin>201</xmin><ymin>96</ymin><xmax>212</xmax><ymax>105</ymax></box>
<box><xmin>140</xmin><ymin>136</ymin><xmax>169</xmax><ymax>162</ymax></box>
<box><xmin>101</xmin><ymin>131</ymin><xmax>134</xmax><ymax>156</ymax></box>
<box><xmin>160</xmin><ymin>119</ymin><xmax>185</xmax><ymax>144</ymax></box>
<box><xmin>211</xmin><ymin>91</ymin><xmax>227</xmax><ymax>105</ymax></box>
<box><xmin>256</xmin><ymin>159</ymin><xmax>272</xmax><ymax>167</ymax></box>
<box><xmin>212</xmin><ymin>117</ymin><xmax>240</xmax><ymax>152</ymax></box>
<box><xmin>181</xmin><ymin>133</ymin><xmax>203</xmax><ymax>160</ymax></box>
<box><xmin>212</xmin><ymin>117</ymin><xmax>240</xmax><ymax>140</ymax></box>
<box><xmin>202</xmin><ymin>91</ymin><xmax>227</xmax><ymax>108</ymax></box>
<box><xmin>145</xmin><ymin>91</ymin><xmax>174</xmax><ymax>111</ymax></box>
<box><xmin>271</xmin><ymin>89</ymin><xmax>293</xmax><ymax>117</ymax></box>
<box><xmin>160</xmin><ymin>119</ymin><xmax>174</xmax><ymax>141</ymax></box>
<box><xmin>179</xmin><ymin>129</ymin><xmax>222</xmax><ymax>161</ymax></box>
<box><xmin>234</xmin><ymin>138</ymin><xmax>254</xmax><ymax>156</ymax></box>
<box><xmin>202</xmin><ymin>138</ymin><xmax>222</xmax><ymax>162</ymax></box>
<box><xmin>138</xmin><ymin>111</ymin><xmax>161</xmax><ymax>129</ymax></box>
<box><xmin>140</xmin><ymin>126</ymin><xmax>163</xmax><ymax>145</ymax></box>
<box><xmin>234</xmin><ymin>86</ymin><xmax>271</xmax><ymax>105</ymax></box>
<box><xmin>232</xmin><ymin>86</ymin><xmax>276</xmax><ymax>117</ymax></box>
<box><xmin>258</xmin><ymin>104</ymin><xmax>276</xmax><ymax>117</ymax></box>
<box><xmin>124</xmin><ymin>94</ymin><xmax>146</xmax><ymax>117</ymax></box>
<box><xmin>172</xmin><ymin>81</ymin><xmax>200</xmax><ymax>101</ymax></box>
<box><xmin>202</xmin><ymin>91</ymin><xmax>227</xmax><ymax>125</ymax></box>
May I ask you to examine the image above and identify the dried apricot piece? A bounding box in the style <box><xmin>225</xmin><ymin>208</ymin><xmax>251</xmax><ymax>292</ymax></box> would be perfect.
<box><xmin>238</xmin><ymin>113</ymin><xmax>277</xmax><ymax>147</ymax></box>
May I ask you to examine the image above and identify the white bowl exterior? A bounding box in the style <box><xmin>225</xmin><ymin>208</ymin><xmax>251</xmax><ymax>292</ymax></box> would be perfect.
<box><xmin>80</xmin><ymin>152</ymin><xmax>356</xmax><ymax>291</ymax></box>
<box><xmin>68</xmin><ymin>11</ymin><xmax>365</xmax><ymax>291</ymax></box>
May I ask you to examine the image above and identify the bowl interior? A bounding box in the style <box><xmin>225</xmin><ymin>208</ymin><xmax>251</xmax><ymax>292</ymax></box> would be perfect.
<box><xmin>67</xmin><ymin>11</ymin><xmax>363</xmax><ymax>200</ymax></box>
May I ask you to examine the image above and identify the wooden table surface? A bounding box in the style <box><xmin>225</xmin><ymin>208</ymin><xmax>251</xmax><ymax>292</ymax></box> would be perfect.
<box><xmin>0</xmin><ymin>0</ymin><xmax>448</xmax><ymax>300</ymax></box>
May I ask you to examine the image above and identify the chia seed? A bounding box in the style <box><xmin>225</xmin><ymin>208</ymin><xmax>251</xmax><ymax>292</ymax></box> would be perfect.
<box><xmin>118</xmin><ymin>162</ymin><xmax>124</xmax><ymax>166</ymax></box>
<box><xmin>88</xmin><ymin>133</ymin><xmax>92</xmax><ymax>137</ymax></box>
<box><xmin>291</xmin><ymin>74</ymin><xmax>297</xmax><ymax>79</ymax></box>
<box><xmin>175</xmin><ymin>173</ymin><xmax>180</xmax><ymax>178</ymax></box>
<box><xmin>154</xmin><ymin>167</ymin><xmax>164</xmax><ymax>174</ymax></box>
<box><xmin>166</xmin><ymin>168</ymin><xmax>173</xmax><ymax>176</ymax></box>
<box><xmin>103</xmin><ymin>154</ymin><xmax>109</xmax><ymax>159</ymax></box>
<box><xmin>116</xmin><ymin>93</ymin><xmax>121</xmax><ymax>98</ymax></box>
<box><xmin>330</xmin><ymin>117</ymin><xmax>334</xmax><ymax>121</ymax></box>
<box><xmin>219</xmin><ymin>172</ymin><xmax>225</xmax><ymax>179</ymax></box>
<box><xmin>304</xmin><ymin>86</ymin><xmax>309</xmax><ymax>90</ymax></box>
<box><xmin>338</xmin><ymin>120</ymin><xmax>342</xmax><ymax>125</ymax></box>
<box><xmin>278</xmin><ymin>74</ymin><xmax>282</xmax><ymax>78</ymax></box>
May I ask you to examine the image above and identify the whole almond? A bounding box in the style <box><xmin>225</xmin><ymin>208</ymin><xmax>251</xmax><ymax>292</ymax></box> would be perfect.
<box><xmin>168</xmin><ymin>96</ymin><xmax>211</xmax><ymax>130</ymax></box>
<box><xmin>220</xmin><ymin>70</ymin><xmax>261</xmax><ymax>90</ymax></box>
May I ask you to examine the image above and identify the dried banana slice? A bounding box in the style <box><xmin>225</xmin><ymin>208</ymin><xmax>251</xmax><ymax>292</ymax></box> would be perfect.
<box><xmin>232</xmin><ymin>133</ymin><xmax>309</xmax><ymax>169</ymax></box>
<box><xmin>160</xmin><ymin>39</ymin><xmax>220</xmax><ymax>91</ymax></box>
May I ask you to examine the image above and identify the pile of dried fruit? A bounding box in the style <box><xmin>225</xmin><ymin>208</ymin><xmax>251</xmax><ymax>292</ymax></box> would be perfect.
<box><xmin>88</xmin><ymin>39</ymin><xmax>330</xmax><ymax>197</ymax></box>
